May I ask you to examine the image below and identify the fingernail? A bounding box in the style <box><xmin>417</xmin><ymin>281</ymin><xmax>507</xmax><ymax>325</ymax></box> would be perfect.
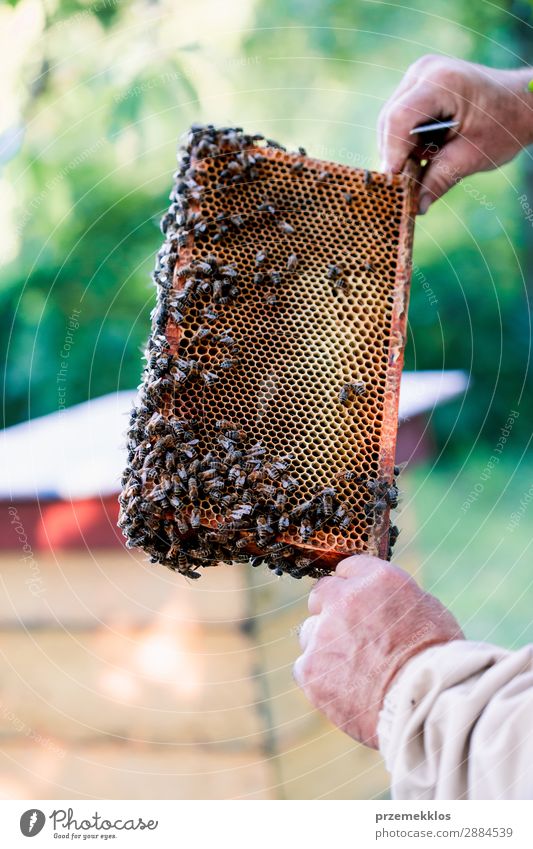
<box><xmin>418</xmin><ymin>193</ymin><xmax>431</xmax><ymax>215</ymax></box>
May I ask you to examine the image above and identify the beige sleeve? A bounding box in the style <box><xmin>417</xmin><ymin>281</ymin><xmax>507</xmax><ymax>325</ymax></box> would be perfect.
<box><xmin>376</xmin><ymin>639</ymin><xmax>533</xmax><ymax>799</ymax></box>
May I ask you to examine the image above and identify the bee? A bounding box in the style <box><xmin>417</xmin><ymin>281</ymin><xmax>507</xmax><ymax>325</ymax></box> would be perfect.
<box><xmin>234</xmin><ymin>470</ymin><xmax>248</xmax><ymax>490</ymax></box>
<box><xmin>291</xmin><ymin>499</ymin><xmax>313</xmax><ymax>520</ymax></box>
<box><xmin>160</xmin><ymin>212</ymin><xmax>174</xmax><ymax>234</ymax></box>
<box><xmin>212</xmin><ymin>278</ymin><xmax>225</xmax><ymax>302</ymax></box>
<box><xmin>224</xmin><ymin>429</ymin><xmax>246</xmax><ymax>443</ymax></box>
<box><xmin>228</xmin><ymin>464</ymin><xmax>244</xmax><ymax>483</ymax></box>
<box><xmin>225</xmin><ymin>447</ymin><xmax>244</xmax><ymax>465</ymax></box>
<box><xmin>320</xmin><ymin>487</ymin><xmax>336</xmax><ymax>517</ymax></box>
<box><xmin>219</xmin><ymin>265</ymin><xmax>238</xmax><ymax>279</ymax></box>
<box><xmin>217</xmin><ymin>332</ymin><xmax>237</xmax><ymax>349</ymax></box>
<box><xmin>146</xmin><ymin>413</ymin><xmax>165</xmax><ymax>434</ymax></box>
<box><xmin>177</xmin><ymin>552</ymin><xmax>190</xmax><ymax>572</ymax></box>
<box><xmin>374</xmin><ymin>498</ymin><xmax>387</xmax><ymax>516</ymax></box>
<box><xmin>171</xmin><ymin>308</ymin><xmax>185</xmax><ymax>325</ymax></box>
<box><xmin>201</xmin><ymin>462</ymin><xmax>227</xmax><ymax>479</ymax></box>
<box><xmin>335</xmin><ymin>469</ymin><xmax>361</xmax><ymax>483</ymax></box>
<box><xmin>327</xmin><ymin>264</ymin><xmax>344</xmax><ymax>280</ymax></box>
<box><xmin>258</xmin><ymin>202</ymin><xmax>276</xmax><ymax>215</ymax></box>
<box><xmin>255</xmin><ymin>482</ymin><xmax>277</xmax><ymax>499</ymax></box>
<box><xmin>256</xmin><ymin>515</ymin><xmax>274</xmax><ymax>547</ymax></box>
<box><xmin>250</xmin><ymin>555</ymin><xmax>264</xmax><ymax>568</ymax></box>
<box><xmin>333</xmin><ymin>502</ymin><xmax>349</xmax><ymax>522</ymax></box>
<box><xmin>291</xmin><ymin>161</ymin><xmax>304</xmax><ymax>173</ymax></box>
<box><xmin>191</xmin><ymin>326</ymin><xmax>213</xmax><ymax>345</ymax></box>
<box><xmin>254</xmin><ymin>272</ymin><xmax>266</xmax><ymax>285</ymax></box>
<box><xmin>385</xmin><ymin>484</ymin><xmax>399</xmax><ymax>509</ymax></box>
<box><xmin>190</xmin><ymin>506</ymin><xmax>201</xmax><ymax>529</ymax></box>
<box><xmin>342</xmin><ymin>191</ymin><xmax>353</xmax><ymax>204</ymax></box>
<box><xmin>339</xmin><ymin>380</ymin><xmax>366</xmax><ymax>406</ymax></box>
<box><xmin>202</xmin><ymin>371</ymin><xmax>219</xmax><ymax>386</ymax></box>
<box><xmin>389</xmin><ymin>524</ymin><xmax>400</xmax><ymax>546</ymax></box>
<box><xmin>278</xmin><ymin>511</ymin><xmax>290</xmax><ymax>532</ymax></box>
<box><xmin>265</xmin><ymin>292</ymin><xmax>278</xmax><ymax>306</ymax></box>
<box><xmin>232</xmin><ymin>504</ymin><xmax>253</xmax><ymax>522</ymax></box>
<box><xmin>363</xmin><ymin>169</ymin><xmax>372</xmax><ymax>186</ymax></box>
<box><xmin>281</xmin><ymin>475</ymin><xmax>300</xmax><ymax>493</ymax></box>
<box><xmin>204</xmin><ymin>304</ymin><xmax>218</xmax><ymax>322</ymax></box>
<box><xmin>246</xmin><ymin>443</ymin><xmax>266</xmax><ymax>458</ymax></box>
<box><xmin>278</xmin><ymin>221</ymin><xmax>295</xmax><ymax>235</ymax></box>
<box><xmin>339</xmin><ymin>385</ymin><xmax>351</xmax><ymax>406</ymax></box>
<box><xmin>175</xmin><ymin>263</ymin><xmax>195</xmax><ymax>281</ymax></box>
<box><xmin>188</xmin><ymin>475</ymin><xmax>199</xmax><ymax>502</ymax></box>
<box><xmin>176</xmin><ymin>513</ymin><xmax>189</xmax><ymax>535</ymax></box>
<box><xmin>339</xmin><ymin>509</ymin><xmax>355</xmax><ymax>530</ymax></box>
<box><xmin>275</xmin><ymin>491</ymin><xmax>287</xmax><ymax>510</ymax></box>
<box><xmin>255</xmin><ymin>250</ymin><xmax>268</xmax><ymax>266</ymax></box>
<box><xmin>183</xmin><ymin>569</ymin><xmax>202</xmax><ymax>580</ymax></box>
<box><xmin>266</xmin><ymin>138</ymin><xmax>286</xmax><ymax>150</ymax></box>
<box><xmin>267</xmin><ymin>456</ymin><xmax>292</xmax><ymax>480</ymax></box>
<box><xmin>235</xmin><ymin>533</ymin><xmax>254</xmax><ymax>550</ymax></box>
<box><xmin>286</xmin><ymin>254</ymin><xmax>298</xmax><ymax>271</ymax></box>
<box><xmin>299</xmin><ymin>517</ymin><xmax>313</xmax><ymax>542</ymax></box>
<box><xmin>195</xmin><ymin>259</ymin><xmax>214</xmax><ymax>276</ymax></box>
<box><xmin>219</xmin><ymin>357</ymin><xmax>240</xmax><ymax>371</ymax></box>
<box><xmin>364</xmin><ymin>261</ymin><xmax>374</xmax><ymax>272</ymax></box>
<box><xmin>204</xmin><ymin>478</ymin><xmax>225</xmax><ymax>495</ymax></box>
<box><xmin>215</xmin><ymin>419</ymin><xmax>236</xmax><ymax>431</ymax></box>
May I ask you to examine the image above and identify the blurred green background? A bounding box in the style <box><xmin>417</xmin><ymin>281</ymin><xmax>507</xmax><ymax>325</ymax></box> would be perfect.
<box><xmin>2</xmin><ymin>0</ymin><xmax>533</xmax><ymax>647</ymax></box>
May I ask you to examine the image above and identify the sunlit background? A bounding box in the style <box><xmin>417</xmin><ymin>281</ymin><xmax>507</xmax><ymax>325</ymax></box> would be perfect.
<box><xmin>1</xmin><ymin>0</ymin><xmax>533</xmax><ymax>800</ymax></box>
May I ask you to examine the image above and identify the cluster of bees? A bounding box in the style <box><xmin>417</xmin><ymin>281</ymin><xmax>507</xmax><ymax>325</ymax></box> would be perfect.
<box><xmin>118</xmin><ymin>123</ymin><xmax>400</xmax><ymax>579</ymax></box>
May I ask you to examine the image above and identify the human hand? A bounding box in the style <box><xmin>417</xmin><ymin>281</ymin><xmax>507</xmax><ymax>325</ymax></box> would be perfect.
<box><xmin>378</xmin><ymin>56</ymin><xmax>533</xmax><ymax>213</ymax></box>
<box><xmin>293</xmin><ymin>555</ymin><xmax>464</xmax><ymax>748</ymax></box>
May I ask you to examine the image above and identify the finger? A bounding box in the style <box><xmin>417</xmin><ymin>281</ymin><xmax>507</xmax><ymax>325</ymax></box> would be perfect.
<box><xmin>335</xmin><ymin>554</ymin><xmax>388</xmax><ymax>579</ymax></box>
<box><xmin>297</xmin><ymin>615</ymin><xmax>319</xmax><ymax>651</ymax></box>
<box><xmin>292</xmin><ymin>652</ymin><xmax>309</xmax><ymax>687</ymax></box>
<box><xmin>380</xmin><ymin>84</ymin><xmax>456</xmax><ymax>173</ymax></box>
<box><xmin>308</xmin><ymin>575</ymin><xmax>345</xmax><ymax>615</ymax></box>
<box><xmin>377</xmin><ymin>72</ymin><xmax>424</xmax><ymax>156</ymax></box>
<box><xmin>417</xmin><ymin>137</ymin><xmax>466</xmax><ymax>212</ymax></box>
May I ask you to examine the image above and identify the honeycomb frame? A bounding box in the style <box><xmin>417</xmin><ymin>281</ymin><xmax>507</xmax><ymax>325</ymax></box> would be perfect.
<box><xmin>119</xmin><ymin>126</ymin><xmax>418</xmax><ymax>579</ymax></box>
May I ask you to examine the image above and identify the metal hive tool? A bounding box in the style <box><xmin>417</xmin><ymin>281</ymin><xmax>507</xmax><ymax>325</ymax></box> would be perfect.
<box><xmin>119</xmin><ymin>125</ymin><xmax>418</xmax><ymax>580</ymax></box>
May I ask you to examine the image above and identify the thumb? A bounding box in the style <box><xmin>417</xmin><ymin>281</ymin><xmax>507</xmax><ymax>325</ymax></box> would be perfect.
<box><xmin>418</xmin><ymin>138</ymin><xmax>466</xmax><ymax>213</ymax></box>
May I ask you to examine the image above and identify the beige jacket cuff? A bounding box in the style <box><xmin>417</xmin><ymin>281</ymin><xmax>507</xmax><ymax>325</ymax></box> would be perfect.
<box><xmin>377</xmin><ymin>639</ymin><xmax>533</xmax><ymax>799</ymax></box>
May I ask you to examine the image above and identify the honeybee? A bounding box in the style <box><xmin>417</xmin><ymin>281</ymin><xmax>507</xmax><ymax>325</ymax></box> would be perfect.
<box><xmin>286</xmin><ymin>254</ymin><xmax>298</xmax><ymax>271</ymax></box>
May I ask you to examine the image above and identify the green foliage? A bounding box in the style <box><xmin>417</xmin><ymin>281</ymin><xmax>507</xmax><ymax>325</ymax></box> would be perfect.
<box><xmin>2</xmin><ymin>0</ymin><xmax>533</xmax><ymax>460</ymax></box>
<box><xmin>404</xmin><ymin>453</ymin><xmax>533</xmax><ymax>647</ymax></box>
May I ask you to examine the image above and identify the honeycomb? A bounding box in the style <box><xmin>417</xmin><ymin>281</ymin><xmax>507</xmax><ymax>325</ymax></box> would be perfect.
<box><xmin>119</xmin><ymin>125</ymin><xmax>417</xmax><ymax>579</ymax></box>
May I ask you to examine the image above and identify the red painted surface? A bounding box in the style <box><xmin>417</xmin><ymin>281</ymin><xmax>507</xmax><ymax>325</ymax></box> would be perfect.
<box><xmin>0</xmin><ymin>416</ymin><xmax>431</xmax><ymax>553</ymax></box>
<box><xmin>2</xmin><ymin>496</ymin><xmax>123</xmax><ymax>552</ymax></box>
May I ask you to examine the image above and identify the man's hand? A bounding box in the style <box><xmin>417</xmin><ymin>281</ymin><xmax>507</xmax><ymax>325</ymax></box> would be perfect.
<box><xmin>378</xmin><ymin>56</ymin><xmax>533</xmax><ymax>213</ymax></box>
<box><xmin>293</xmin><ymin>555</ymin><xmax>464</xmax><ymax>749</ymax></box>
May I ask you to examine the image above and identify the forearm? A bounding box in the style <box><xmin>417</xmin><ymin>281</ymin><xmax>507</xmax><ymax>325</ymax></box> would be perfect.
<box><xmin>378</xmin><ymin>640</ymin><xmax>533</xmax><ymax>799</ymax></box>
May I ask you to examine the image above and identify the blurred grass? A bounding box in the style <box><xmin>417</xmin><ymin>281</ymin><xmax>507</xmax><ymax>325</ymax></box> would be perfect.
<box><xmin>400</xmin><ymin>452</ymin><xmax>533</xmax><ymax>649</ymax></box>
